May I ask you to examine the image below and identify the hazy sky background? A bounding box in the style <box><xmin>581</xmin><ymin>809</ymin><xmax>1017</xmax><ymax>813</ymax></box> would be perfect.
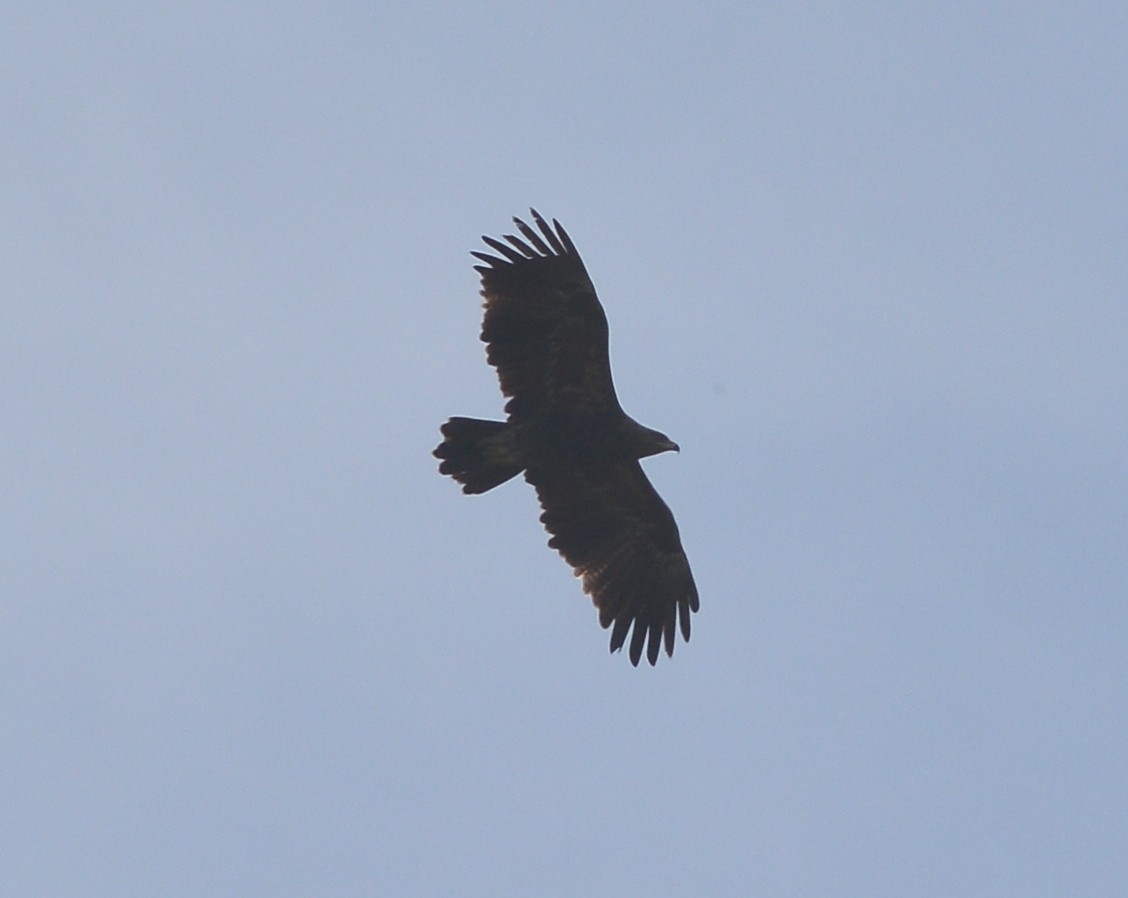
<box><xmin>4</xmin><ymin>3</ymin><xmax>1126</xmax><ymax>895</ymax></box>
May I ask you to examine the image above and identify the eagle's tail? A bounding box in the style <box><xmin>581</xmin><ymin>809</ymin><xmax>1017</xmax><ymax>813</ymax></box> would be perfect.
<box><xmin>434</xmin><ymin>417</ymin><xmax>523</xmax><ymax>494</ymax></box>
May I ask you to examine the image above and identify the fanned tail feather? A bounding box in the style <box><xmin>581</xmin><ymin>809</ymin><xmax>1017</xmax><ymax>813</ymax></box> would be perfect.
<box><xmin>434</xmin><ymin>417</ymin><xmax>523</xmax><ymax>494</ymax></box>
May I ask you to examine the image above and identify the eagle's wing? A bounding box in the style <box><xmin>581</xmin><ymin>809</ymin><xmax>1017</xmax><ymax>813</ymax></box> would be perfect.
<box><xmin>527</xmin><ymin>459</ymin><xmax>699</xmax><ymax>666</ymax></box>
<box><xmin>472</xmin><ymin>210</ymin><xmax>621</xmax><ymax>422</ymax></box>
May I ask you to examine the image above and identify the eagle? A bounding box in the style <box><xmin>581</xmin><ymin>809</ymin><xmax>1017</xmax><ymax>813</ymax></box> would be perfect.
<box><xmin>434</xmin><ymin>210</ymin><xmax>698</xmax><ymax>666</ymax></box>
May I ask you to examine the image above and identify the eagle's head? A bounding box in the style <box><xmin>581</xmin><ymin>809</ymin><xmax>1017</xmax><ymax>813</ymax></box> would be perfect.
<box><xmin>628</xmin><ymin>420</ymin><xmax>680</xmax><ymax>459</ymax></box>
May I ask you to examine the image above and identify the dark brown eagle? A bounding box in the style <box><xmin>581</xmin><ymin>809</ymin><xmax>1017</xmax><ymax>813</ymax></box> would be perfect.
<box><xmin>434</xmin><ymin>210</ymin><xmax>698</xmax><ymax>666</ymax></box>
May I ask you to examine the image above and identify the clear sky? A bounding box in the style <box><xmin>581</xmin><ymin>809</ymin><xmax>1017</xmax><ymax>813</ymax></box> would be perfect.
<box><xmin>4</xmin><ymin>3</ymin><xmax>1126</xmax><ymax>895</ymax></box>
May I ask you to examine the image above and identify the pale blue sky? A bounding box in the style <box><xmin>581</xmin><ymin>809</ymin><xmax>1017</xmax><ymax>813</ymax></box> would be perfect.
<box><xmin>3</xmin><ymin>3</ymin><xmax>1126</xmax><ymax>895</ymax></box>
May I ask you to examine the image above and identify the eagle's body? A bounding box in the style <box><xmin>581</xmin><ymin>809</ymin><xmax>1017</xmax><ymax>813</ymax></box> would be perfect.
<box><xmin>434</xmin><ymin>210</ymin><xmax>698</xmax><ymax>666</ymax></box>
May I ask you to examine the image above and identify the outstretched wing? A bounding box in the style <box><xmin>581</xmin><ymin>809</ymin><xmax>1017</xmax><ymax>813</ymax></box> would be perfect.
<box><xmin>527</xmin><ymin>459</ymin><xmax>699</xmax><ymax>666</ymax></box>
<box><xmin>472</xmin><ymin>210</ymin><xmax>621</xmax><ymax>422</ymax></box>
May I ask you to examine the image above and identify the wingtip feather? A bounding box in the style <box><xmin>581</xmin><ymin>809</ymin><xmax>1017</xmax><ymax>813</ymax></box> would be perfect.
<box><xmin>629</xmin><ymin>623</ymin><xmax>647</xmax><ymax>667</ymax></box>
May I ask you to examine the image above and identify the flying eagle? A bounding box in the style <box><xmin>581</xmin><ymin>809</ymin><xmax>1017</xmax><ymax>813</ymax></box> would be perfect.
<box><xmin>434</xmin><ymin>210</ymin><xmax>698</xmax><ymax>666</ymax></box>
